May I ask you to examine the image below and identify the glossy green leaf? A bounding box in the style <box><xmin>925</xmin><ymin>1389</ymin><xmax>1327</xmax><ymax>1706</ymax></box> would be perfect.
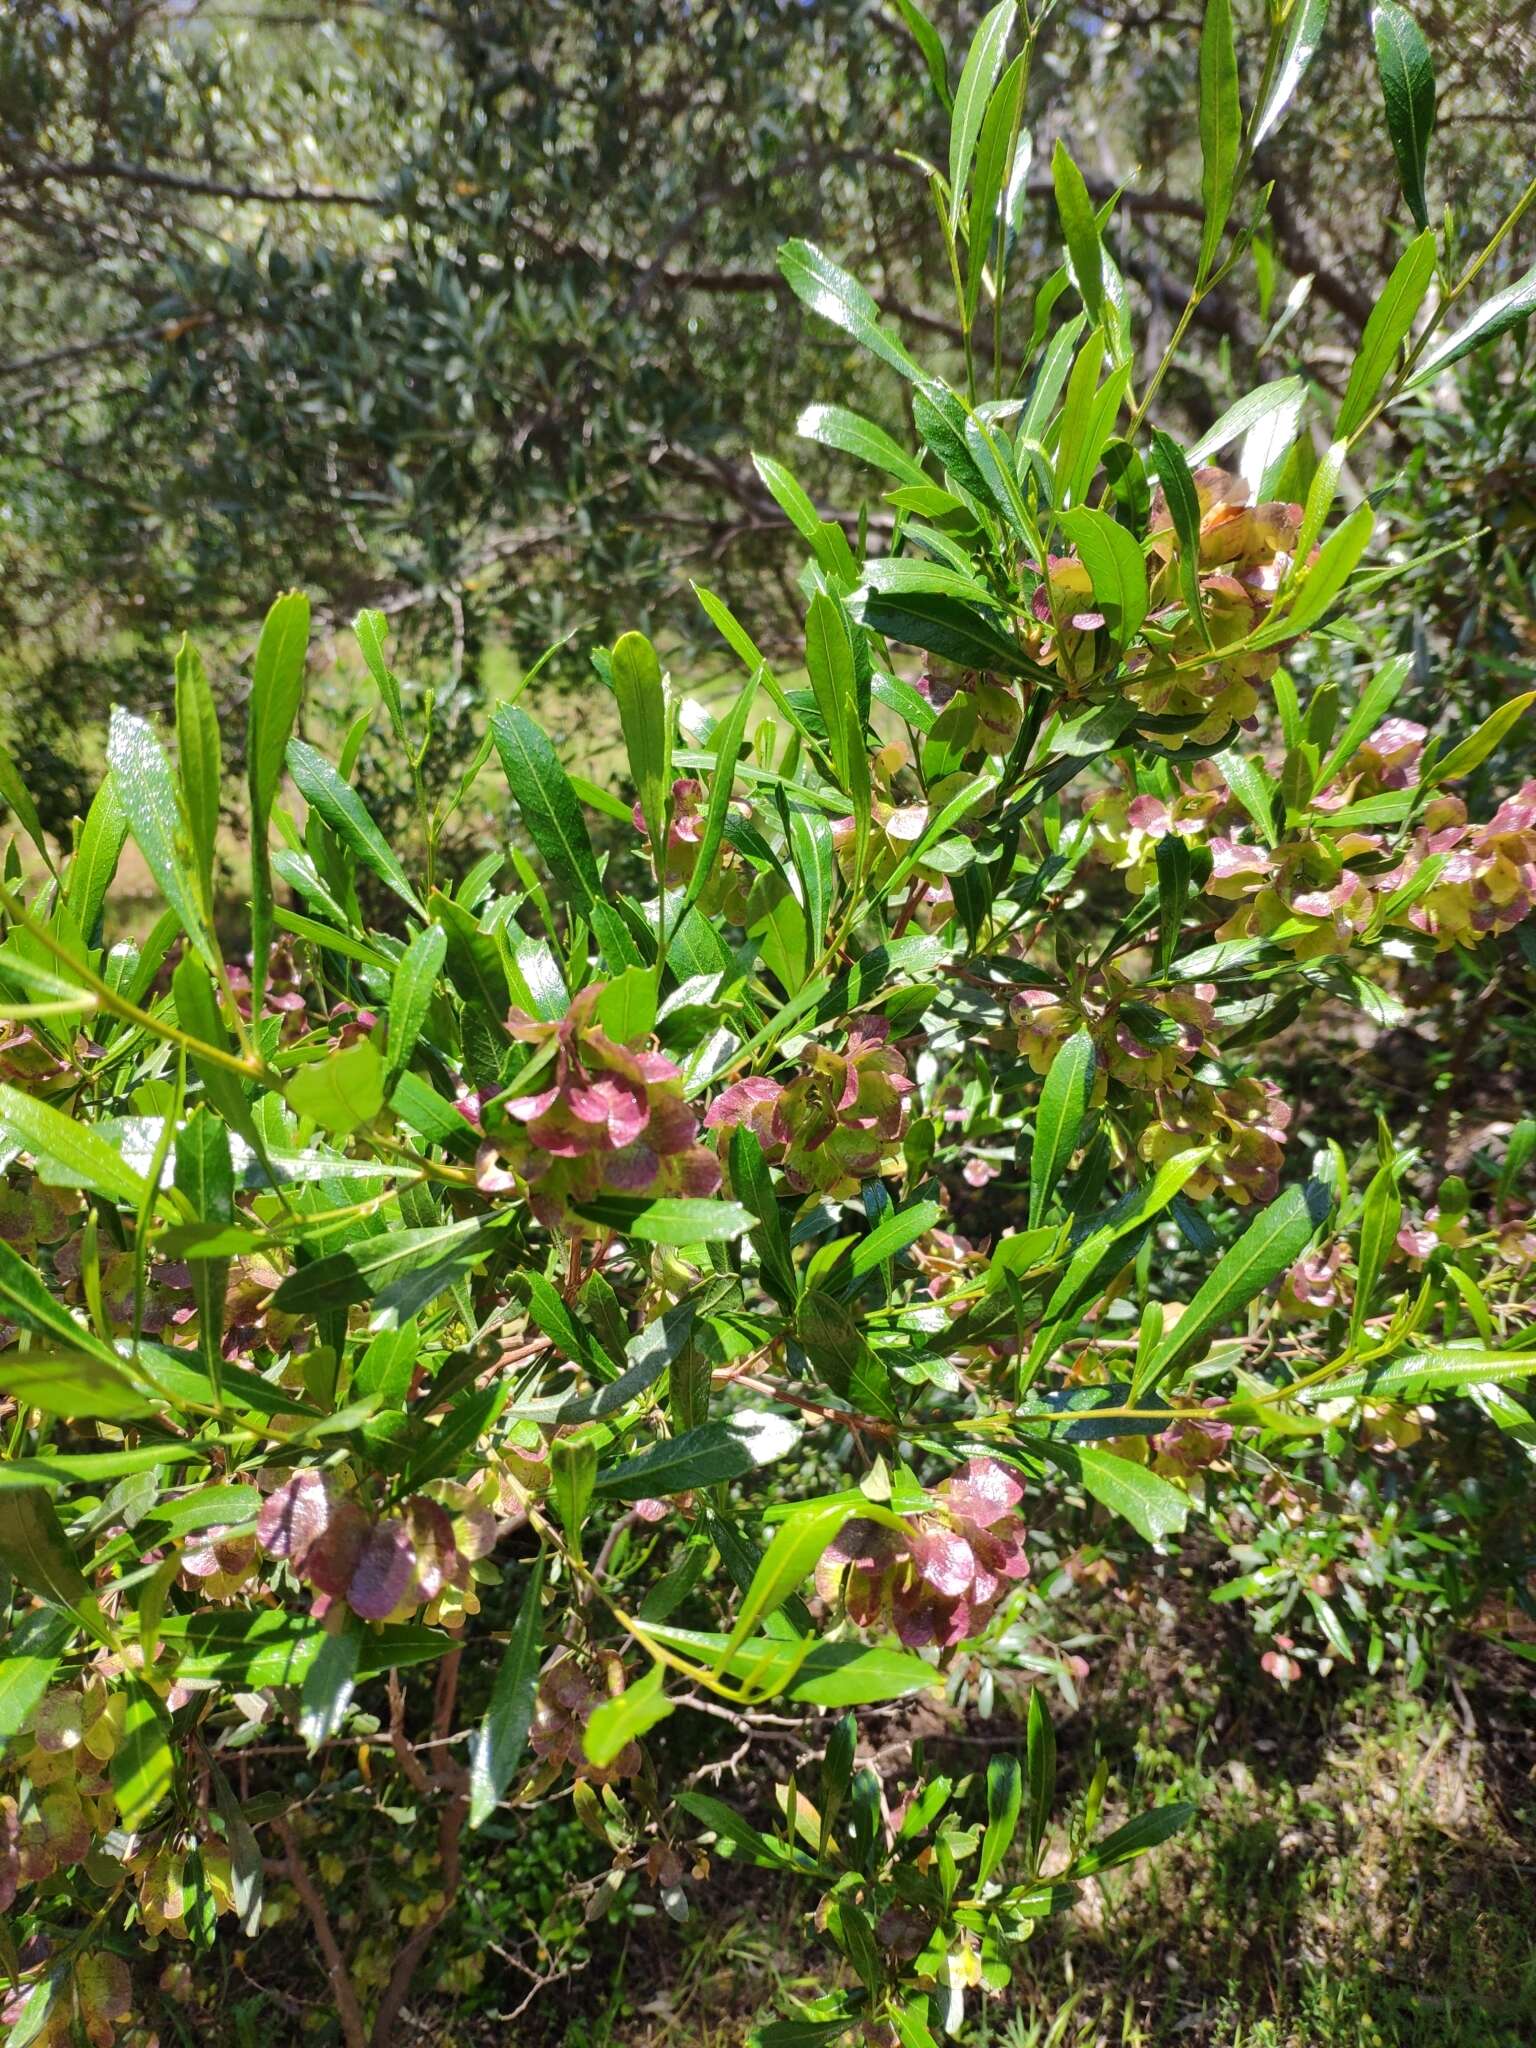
<box><xmin>1372</xmin><ymin>1</ymin><xmax>1436</xmax><ymax>229</ymax></box>
<box><xmin>1404</xmin><ymin>260</ymin><xmax>1536</xmax><ymax>388</ymax></box>
<box><xmin>597</xmin><ymin>1412</ymin><xmax>799</xmax><ymax>1500</ymax></box>
<box><xmin>893</xmin><ymin>0</ymin><xmax>951</xmax><ymax>109</ymax></box>
<box><xmin>1336</xmin><ymin>230</ymin><xmax>1437</xmax><ymax>439</ymax></box>
<box><xmin>584</xmin><ymin>1660</ymin><xmax>674</xmax><ymax>1768</ymax></box>
<box><xmin>1426</xmin><ymin>690</ymin><xmax>1534</xmax><ymax>786</ymax></box>
<box><xmin>1197</xmin><ymin>0</ymin><xmax>1240</xmax><ymax>281</ymax></box>
<box><xmin>107</xmin><ymin>706</ymin><xmax>218</xmax><ymax>969</ymax></box>
<box><xmin>1323</xmin><ymin>1346</ymin><xmax>1536</xmax><ymax>1402</ymax></box>
<box><xmin>978</xmin><ymin>1750</ymin><xmax>1022</xmax><ymax>1885</ymax></box>
<box><xmin>1055</xmin><ymin>506</ymin><xmax>1148</xmax><ymax>647</ymax></box>
<box><xmin>611</xmin><ymin>629</ymin><xmax>671</xmax><ymax>857</ymax></box>
<box><xmin>248</xmin><ymin>590</ymin><xmax>310</xmax><ymax>1009</ymax></box>
<box><xmin>1148</xmin><ymin>429</ymin><xmax>1208</xmax><ymax>629</ymax></box>
<box><xmin>0</xmin><ymin>1485</ymin><xmax>91</xmax><ymax>1614</ymax></box>
<box><xmin>652</xmin><ymin>1624</ymin><xmax>941</xmax><ymax>1707</ymax></box>
<box><xmin>1025</xmin><ymin>1685</ymin><xmax>1055</xmax><ymax>1860</ymax></box>
<box><xmin>777</xmin><ymin>239</ymin><xmax>925</xmax><ymax>385</ymax></box>
<box><xmin>1143</xmin><ymin>1179</ymin><xmax>1333</xmax><ymax>1390</ymax></box>
<box><xmin>722</xmin><ymin>1499</ymin><xmax>857</xmax><ymax>1659</ymax></box>
<box><xmin>467</xmin><ymin>1550</ymin><xmax>546</xmax><ymax>1826</ymax></box>
<box><xmin>65</xmin><ymin>772</ymin><xmax>129</xmax><ymax>941</ymax></box>
<box><xmin>298</xmin><ymin>1617</ymin><xmax>361</xmax><ymax>1754</ymax></box>
<box><xmin>1350</xmin><ymin>1156</ymin><xmax>1402</xmax><ymax>1346</ymax></box>
<box><xmin>273</xmin><ymin>1215</ymin><xmax>500</xmax><ymax>1315</ymax></box>
<box><xmin>0</xmin><ymin>1609</ymin><xmax>74</xmax><ymax>1744</ymax></box>
<box><xmin>491</xmin><ymin>702</ymin><xmax>604</xmax><ymax>918</ymax></box>
<box><xmin>1051</xmin><ymin>140</ymin><xmax>1104</xmax><ymax>327</ymax></box>
<box><xmin>1069</xmin><ymin>1801</ymin><xmax>1195</xmax><ymax>1876</ymax></box>
<box><xmin>386</xmin><ymin>921</ymin><xmax>447</xmax><ymax>1090</ymax></box>
<box><xmin>964</xmin><ymin>50</ymin><xmax>1025</xmax><ymax>321</ymax></box>
<box><xmin>1253</xmin><ymin>500</ymin><xmax>1375</xmax><ymax>649</ymax></box>
<box><xmin>1047</xmin><ymin>1441</ymin><xmax>1191</xmax><ymax>1543</ymax></box>
<box><xmin>797</xmin><ymin>402</ymin><xmax>930</xmax><ymax>489</ymax></box>
<box><xmin>0</xmin><ymin>1082</ymin><xmax>151</xmax><ymax>1208</ymax></box>
<box><xmin>1029</xmin><ymin>1030</ymin><xmax>1095</xmax><ymax>1229</ymax></box>
<box><xmin>111</xmin><ymin>1679</ymin><xmax>175</xmax><ymax>1828</ymax></box>
<box><xmin>1188</xmin><ymin>376</ymin><xmax>1306</xmax><ymax>468</ymax></box>
<box><xmin>287</xmin><ymin>738</ymin><xmax>424</xmax><ymax>918</ymax></box>
<box><xmin>1251</xmin><ymin>0</ymin><xmax>1330</xmax><ymax>149</ymax></box>
<box><xmin>354</xmin><ymin>607</ymin><xmax>407</xmax><ymax>744</ymax></box>
<box><xmin>174</xmin><ymin>634</ymin><xmax>221</xmax><ymax>907</ymax></box>
<box><xmin>0</xmin><ymin>736</ymin><xmax>51</xmax><ymax>869</ymax></box>
<box><xmin>0</xmin><ymin>1351</ymin><xmax>157</xmax><ymax>1421</ymax></box>
<box><xmin>284</xmin><ymin>1039</ymin><xmax>387</xmax><ymax>1137</ymax></box>
<box><xmin>570</xmin><ymin>1195</ymin><xmax>754</xmax><ymax>1245</ymax></box>
<box><xmin>948</xmin><ymin>1</ymin><xmax>1016</xmax><ymax>231</ymax></box>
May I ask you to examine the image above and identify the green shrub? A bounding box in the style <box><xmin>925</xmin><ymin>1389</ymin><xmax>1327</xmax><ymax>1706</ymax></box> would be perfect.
<box><xmin>1</xmin><ymin>3</ymin><xmax>1533</xmax><ymax>2044</ymax></box>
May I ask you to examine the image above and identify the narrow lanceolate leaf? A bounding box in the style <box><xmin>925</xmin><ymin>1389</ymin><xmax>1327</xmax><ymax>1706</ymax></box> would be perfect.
<box><xmin>0</xmin><ymin>1082</ymin><xmax>150</xmax><ymax>1208</ymax></box>
<box><xmin>0</xmin><ymin>1609</ymin><xmax>73</xmax><ymax>1744</ymax></box>
<box><xmin>111</xmin><ymin>1679</ymin><xmax>175</xmax><ymax>1829</ymax></box>
<box><xmin>1197</xmin><ymin>0</ymin><xmax>1241</xmax><ymax>282</ymax></box>
<box><xmin>1148</xmin><ymin>430</ymin><xmax>1207</xmax><ymax>630</ymax></box>
<box><xmin>65</xmin><ymin>771</ymin><xmax>129</xmax><ymax>940</ymax></box>
<box><xmin>1250</xmin><ymin>0</ymin><xmax>1329</xmax><ymax>149</ymax></box>
<box><xmin>354</xmin><ymin>607</ymin><xmax>407</xmax><ymax>744</ymax></box>
<box><xmin>491</xmin><ymin>702</ymin><xmax>603</xmax><ymax>918</ymax></box>
<box><xmin>468</xmin><ymin>1550</ymin><xmax>546</xmax><ymax>1827</ymax></box>
<box><xmin>804</xmin><ymin>593</ymin><xmax>870</xmax><ymax>845</ymax></box>
<box><xmin>596</xmin><ymin>1414</ymin><xmax>799</xmax><ymax>1500</ymax></box>
<box><xmin>947</xmin><ymin>1</ymin><xmax>1017</xmax><ymax>231</ymax></box>
<box><xmin>1055</xmin><ymin>506</ymin><xmax>1148</xmax><ymax>648</ymax></box>
<box><xmin>1372</xmin><ymin>1</ymin><xmax>1436</xmax><ymax>230</ymax></box>
<box><xmin>1069</xmin><ymin>1802</ymin><xmax>1195</xmax><ymax>1876</ymax></box>
<box><xmin>1253</xmin><ymin>499</ymin><xmax>1375</xmax><ymax>649</ymax></box>
<box><xmin>611</xmin><ymin>630</ymin><xmax>670</xmax><ymax>858</ymax></box>
<box><xmin>1351</xmin><ymin>1156</ymin><xmax>1402</xmax><ymax>1346</ymax></box>
<box><xmin>1143</xmin><ymin>1179</ymin><xmax>1334</xmax><ymax>1391</ymax></box>
<box><xmin>570</xmin><ymin>1196</ymin><xmax>754</xmax><ymax>1246</ymax></box>
<box><xmin>1051</xmin><ymin>140</ymin><xmax>1105</xmax><ymax>327</ymax></box>
<box><xmin>1425</xmin><ymin>690</ymin><xmax>1535</xmax><ymax>787</ymax></box>
<box><xmin>0</xmin><ymin>1235</ymin><xmax>125</xmax><ymax>1361</ymax></box>
<box><xmin>1404</xmin><ymin>260</ymin><xmax>1536</xmax><ymax>388</ymax></box>
<box><xmin>1188</xmin><ymin>376</ymin><xmax>1306</xmax><ymax>468</ymax></box>
<box><xmin>0</xmin><ymin>1485</ymin><xmax>91</xmax><ymax>1615</ymax></box>
<box><xmin>386</xmin><ymin>921</ymin><xmax>447</xmax><ymax>1089</ymax></box>
<box><xmin>273</xmin><ymin>1216</ymin><xmax>501</xmax><ymax>1315</ymax></box>
<box><xmin>1044</xmin><ymin>1442</ymin><xmax>1190</xmax><ymax>1544</ymax></box>
<box><xmin>964</xmin><ymin>50</ymin><xmax>1025</xmax><ymax>321</ymax></box>
<box><xmin>683</xmin><ymin>668</ymin><xmax>758</xmax><ymax>917</ymax></box>
<box><xmin>1322</xmin><ymin>1346</ymin><xmax>1536</xmax><ymax>1402</ymax></box>
<box><xmin>796</xmin><ymin>403</ymin><xmax>930</xmax><ymax>489</ymax></box>
<box><xmin>248</xmin><ymin>590</ymin><xmax>310</xmax><ymax>1011</ymax></box>
<box><xmin>298</xmin><ymin>1618</ymin><xmax>362</xmax><ymax>1754</ymax></box>
<box><xmin>722</xmin><ymin>1499</ymin><xmax>859</xmax><ymax>1660</ymax></box>
<box><xmin>287</xmin><ymin>738</ymin><xmax>424</xmax><ymax>917</ymax></box>
<box><xmin>893</xmin><ymin>0</ymin><xmax>952</xmax><ymax>111</ymax></box>
<box><xmin>0</xmin><ymin>736</ymin><xmax>51</xmax><ymax>868</ymax></box>
<box><xmin>1335</xmin><ymin>230</ymin><xmax>1437</xmax><ymax>439</ymax></box>
<box><xmin>776</xmin><ymin>239</ymin><xmax>925</xmax><ymax>386</ymax></box>
<box><xmin>175</xmin><ymin>634</ymin><xmax>221</xmax><ymax>907</ymax></box>
<box><xmin>1029</xmin><ymin>1030</ymin><xmax>1096</xmax><ymax>1229</ymax></box>
<box><xmin>107</xmin><ymin>707</ymin><xmax>218</xmax><ymax>970</ymax></box>
<box><xmin>1025</xmin><ymin>1686</ymin><xmax>1055</xmax><ymax>1861</ymax></box>
<box><xmin>978</xmin><ymin>1751</ymin><xmax>1022</xmax><ymax>1885</ymax></box>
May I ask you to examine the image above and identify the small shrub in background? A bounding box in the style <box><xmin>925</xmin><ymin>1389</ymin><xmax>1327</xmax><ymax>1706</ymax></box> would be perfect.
<box><xmin>2</xmin><ymin>2</ymin><xmax>1534</xmax><ymax>2043</ymax></box>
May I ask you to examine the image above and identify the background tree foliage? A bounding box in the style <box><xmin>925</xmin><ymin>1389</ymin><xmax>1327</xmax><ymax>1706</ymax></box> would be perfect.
<box><xmin>2</xmin><ymin>0</ymin><xmax>1532</xmax><ymax>832</ymax></box>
